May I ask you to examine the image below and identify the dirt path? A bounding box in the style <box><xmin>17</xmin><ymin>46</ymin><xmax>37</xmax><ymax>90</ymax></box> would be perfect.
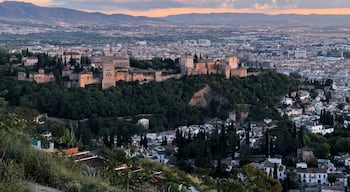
<box><xmin>27</xmin><ymin>182</ymin><xmax>62</xmax><ymax>192</ymax></box>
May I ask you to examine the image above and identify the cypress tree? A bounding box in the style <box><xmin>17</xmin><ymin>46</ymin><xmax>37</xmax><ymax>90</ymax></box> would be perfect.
<box><xmin>273</xmin><ymin>163</ymin><xmax>278</xmax><ymax>179</ymax></box>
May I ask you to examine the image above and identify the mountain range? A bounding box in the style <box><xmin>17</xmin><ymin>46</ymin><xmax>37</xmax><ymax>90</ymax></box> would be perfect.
<box><xmin>1</xmin><ymin>1</ymin><xmax>350</xmax><ymax>27</ymax></box>
<box><xmin>0</xmin><ymin>1</ymin><xmax>156</xmax><ymax>24</ymax></box>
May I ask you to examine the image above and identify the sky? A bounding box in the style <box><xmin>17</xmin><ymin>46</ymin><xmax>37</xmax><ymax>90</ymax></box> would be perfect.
<box><xmin>2</xmin><ymin>0</ymin><xmax>350</xmax><ymax>17</ymax></box>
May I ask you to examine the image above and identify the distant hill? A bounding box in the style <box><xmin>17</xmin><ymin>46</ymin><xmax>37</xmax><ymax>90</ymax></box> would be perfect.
<box><xmin>0</xmin><ymin>1</ymin><xmax>158</xmax><ymax>24</ymax></box>
<box><xmin>1</xmin><ymin>1</ymin><xmax>350</xmax><ymax>26</ymax></box>
<box><xmin>162</xmin><ymin>13</ymin><xmax>350</xmax><ymax>27</ymax></box>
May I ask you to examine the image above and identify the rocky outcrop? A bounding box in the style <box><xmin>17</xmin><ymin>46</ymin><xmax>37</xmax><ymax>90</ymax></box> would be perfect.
<box><xmin>189</xmin><ymin>84</ymin><xmax>227</xmax><ymax>108</ymax></box>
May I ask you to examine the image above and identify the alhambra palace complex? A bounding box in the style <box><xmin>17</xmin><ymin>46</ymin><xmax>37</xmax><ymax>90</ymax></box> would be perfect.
<box><xmin>99</xmin><ymin>54</ymin><xmax>246</xmax><ymax>89</ymax></box>
<box><xmin>19</xmin><ymin>53</ymin><xmax>247</xmax><ymax>89</ymax></box>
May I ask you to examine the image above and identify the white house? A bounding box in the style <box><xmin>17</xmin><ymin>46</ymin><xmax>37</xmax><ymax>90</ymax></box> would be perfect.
<box><xmin>318</xmin><ymin>159</ymin><xmax>336</xmax><ymax>173</ymax></box>
<box><xmin>296</xmin><ymin>162</ymin><xmax>308</xmax><ymax>169</ymax></box>
<box><xmin>281</xmin><ymin>97</ymin><xmax>293</xmax><ymax>105</ymax></box>
<box><xmin>335</xmin><ymin>155</ymin><xmax>350</xmax><ymax>167</ymax></box>
<box><xmin>295</xmin><ymin>50</ymin><xmax>307</xmax><ymax>59</ymax></box>
<box><xmin>137</xmin><ymin>118</ymin><xmax>150</xmax><ymax>129</ymax></box>
<box><xmin>299</xmin><ymin>91</ymin><xmax>310</xmax><ymax>100</ymax></box>
<box><xmin>297</xmin><ymin>168</ymin><xmax>328</xmax><ymax>185</ymax></box>
<box><xmin>197</xmin><ymin>39</ymin><xmax>211</xmax><ymax>47</ymax></box>
<box><xmin>63</xmin><ymin>51</ymin><xmax>81</xmax><ymax>65</ymax></box>
<box><xmin>261</xmin><ymin>158</ymin><xmax>287</xmax><ymax>181</ymax></box>
<box><xmin>305</xmin><ymin>123</ymin><xmax>323</xmax><ymax>133</ymax></box>
<box><xmin>24</xmin><ymin>57</ymin><xmax>38</xmax><ymax>66</ymax></box>
<box><xmin>344</xmin><ymin>158</ymin><xmax>350</xmax><ymax>167</ymax></box>
<box><xmin>321</xmin><ymin>126</ymin><xmax>334</xmax><ymax>135</ymax></box>
<box><xmin>305</xmin><ymin>122</ymin><xmax>334</xmax><ymax>135</ymax></box>
<box><xmin>286</xmin><ymin>108</ymin><xmax>303</xmax><ymax>117</ymax></box>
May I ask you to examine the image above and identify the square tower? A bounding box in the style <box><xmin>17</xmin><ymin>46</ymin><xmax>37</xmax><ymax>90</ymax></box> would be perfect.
<box><xmin>102</xmin><ymin>63</ymin><xmax>116</xmax><ymax>89</ymax></box>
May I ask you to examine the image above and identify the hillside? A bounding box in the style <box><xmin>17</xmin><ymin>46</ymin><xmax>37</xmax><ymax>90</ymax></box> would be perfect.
<box><xmin>0</xmin><ymin>108</ymin><xmax>122</xmax><ymax>191</ymax></box>
<box><xmin>0</xmin><ymin>72</ymin><xmax>299</xmax><ymax>134</ymax></box>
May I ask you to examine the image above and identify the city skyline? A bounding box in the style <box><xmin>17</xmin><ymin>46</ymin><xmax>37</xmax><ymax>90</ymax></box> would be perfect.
<box><xmin>2</xmin><ymin>0</ymin><xmax>350</xmax><ymax>17</ymax></box>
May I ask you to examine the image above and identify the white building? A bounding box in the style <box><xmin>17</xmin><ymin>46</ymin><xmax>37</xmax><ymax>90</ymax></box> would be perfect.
<box><xmin>261</xmin><ymin>158</ymin><xmax>287</xmax><ymax>181</ymax></box>
<box><xmin>305</xmin><ymin>123</ymin><xmax>334</xmax><ymax>135</ymax></box>
<box><xmin>24</xmin><ymin>57</ymin><xmax>38</xmax><ymax>66</ymax></box>
<box><xmin>295</xmin><ymin>50</ymin><xmax>307</xmax><ymax>59</ymax></box>
<box><xmin>297</xmin><ymin>168</ymin><xmax>328</xmax><ymax>185</ymax></box>
<box><xmin>296</xmin><ymin>162</ymin><xmax>308</xmax><ymax>169</ymax></box>
<box><xmin>335</xmin><ymin>155</ymin><xmax>350</xmax><ymax>167</ymax></box>
<box><xmin>281</xmin><ymin>97</ymin><xmax>293</xmax><ymax>105</ymax></box>
<box><xmin>184</xmin><ymin>40</ymin><xmax>197</xmax><ymax>46</ymax></box>
<box><xmin>286</xmin><ymin>108</ymin><xmax>303</xmax><ymax>117</ymax></box>
<box><xmin>138</xmin><ymin>41</ymin><xmax>147</xmax><ymax>46</ymax></box>
<box><xmin>305</xmin><ymin>123</ymin><xmax>323</xmax><ymax>133</ymax></box>
<box><xmin>63</xmin><ymin>52</ymin><xmax>81</xmax><ymax>65</ymax></box>
<box><xmin>299</xmin><ymin>91</ymin><xmax>310</xmax><ymax>100</ymax></box>
<box><xmin>198</xmin><ymin>39</ymin><xmax>211</xmax><ymax>47</ymax></box>
<box><xmin>345</xmin><ymin>158</ymin><xmax>350</xmax><ymax>167</ymax></box>
<box><xmin>318</xmin><ymin>159</ymin><xmax>336</xmax><ymax>173</ymax></box>
<box><xmin>137</xmin><ymin>118</ymin><xmax>150</xmax><ymax>129</ymax></box>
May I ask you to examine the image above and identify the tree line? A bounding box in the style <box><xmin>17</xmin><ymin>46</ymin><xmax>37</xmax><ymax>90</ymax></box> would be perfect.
<box><xmin>174</xmin><ymin>123</ymin><xmax>240</xmax><ymax>175</ymax></box>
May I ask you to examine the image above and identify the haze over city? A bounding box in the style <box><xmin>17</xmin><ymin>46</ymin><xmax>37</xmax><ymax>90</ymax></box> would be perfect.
<box><xmin>2</xmin><ymin>0</ymin><xmax>350</xmax><ymax>17</ymax></box>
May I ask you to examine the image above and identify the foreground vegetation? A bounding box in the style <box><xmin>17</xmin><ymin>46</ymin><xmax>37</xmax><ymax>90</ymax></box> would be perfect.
<box><xmin>0</xmin><ymin>106</ymin><xmax>282</xmax><ymax>192</ymax></box>
<box><xmin>0</xmin><ymin>108</ymin><xmax>122</xmax><ymax>191</ymax></box>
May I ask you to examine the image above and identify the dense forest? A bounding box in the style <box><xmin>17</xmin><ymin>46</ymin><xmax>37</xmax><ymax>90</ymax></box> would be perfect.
<box><xmin>0</xmin><ymin>72</ymin><xmax>298</xmax><ymax>130</ymax></box>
